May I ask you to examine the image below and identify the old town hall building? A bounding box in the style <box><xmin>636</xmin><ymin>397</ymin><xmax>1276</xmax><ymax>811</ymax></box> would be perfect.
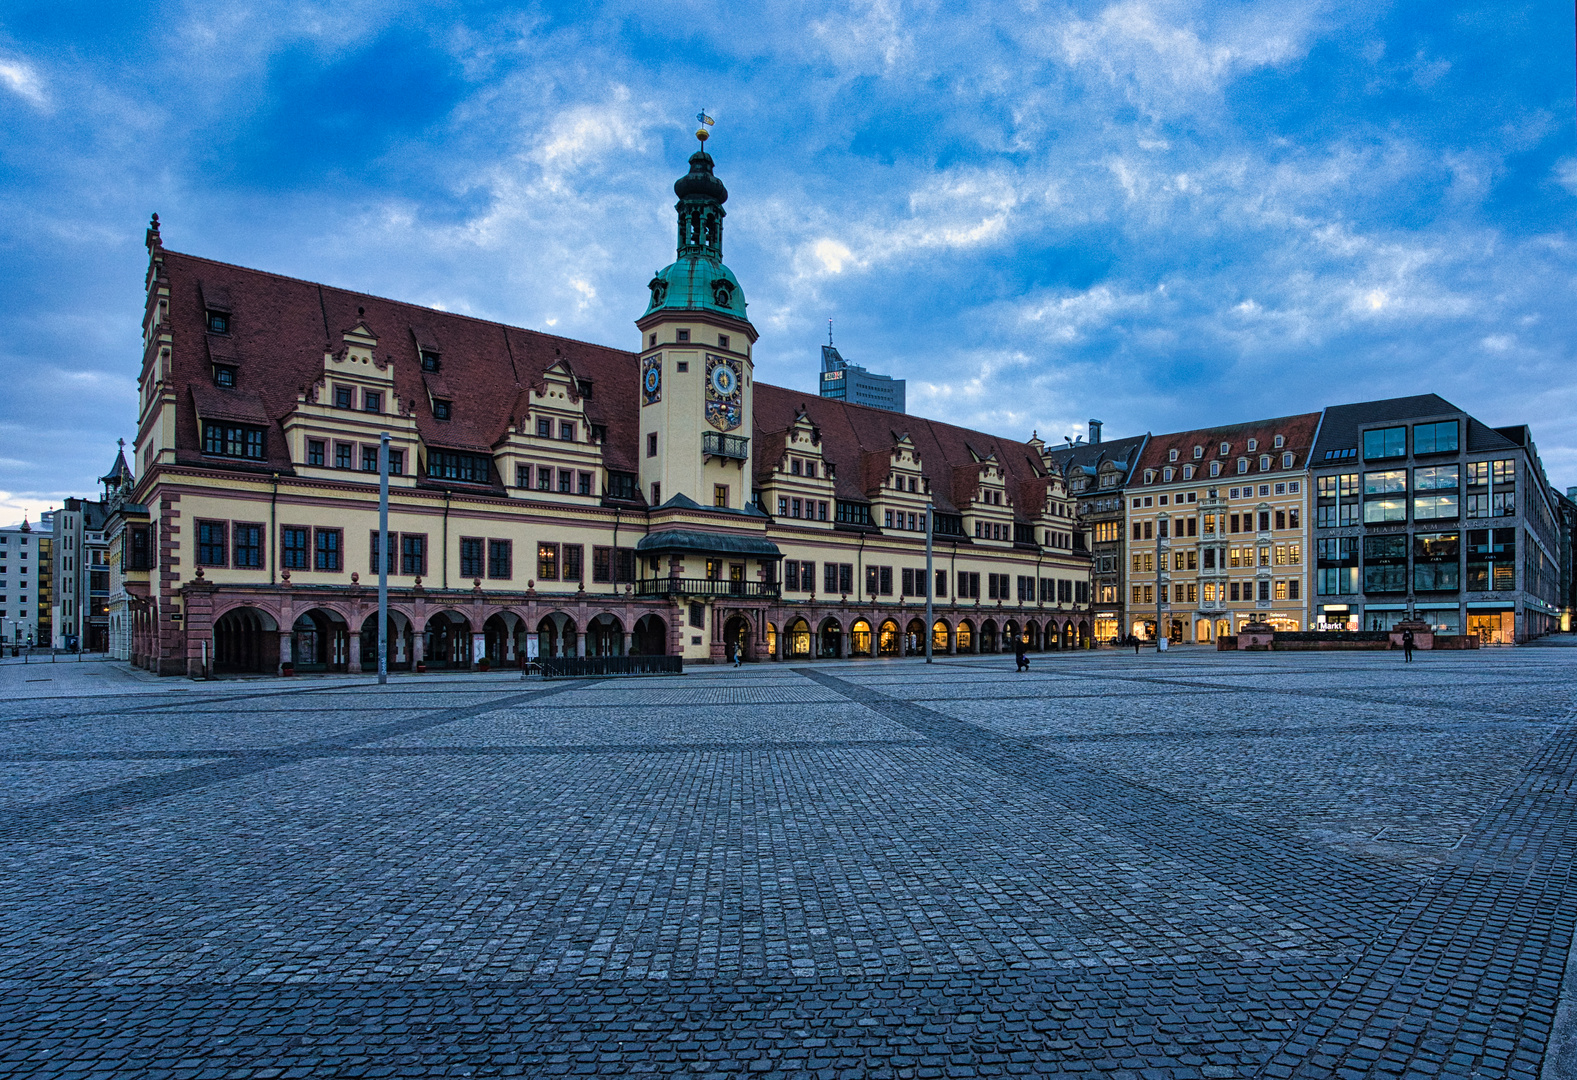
<box><xmin>114</xmin><ymin>138</ymin><xmax>1095</xmax><ymax>675</ymax></box>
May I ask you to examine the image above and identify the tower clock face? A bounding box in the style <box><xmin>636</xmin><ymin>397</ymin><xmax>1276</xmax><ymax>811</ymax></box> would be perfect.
<box><xmin>704</xmin><ymin>353</ymin><xmax>743</xmax><ymax>432</ymax></box>
<box><xmin>641</xmin><ymin>354</ymin><xmax>661</xmax><ymax>405</ymax></box>
<box><xmin>709</xmin><ymin>364</ymin><xmax>737</xmax><ymax>397</ymax></box>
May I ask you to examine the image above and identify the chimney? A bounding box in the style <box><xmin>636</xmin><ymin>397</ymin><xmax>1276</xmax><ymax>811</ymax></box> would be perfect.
<box><xmin>1088</xmin><ymin>419</ymin><xmax>1103</xmax><ymax>445</ymax></box>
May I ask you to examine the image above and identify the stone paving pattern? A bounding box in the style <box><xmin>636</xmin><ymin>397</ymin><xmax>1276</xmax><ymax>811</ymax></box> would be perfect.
<box><xmin>0</xmin><ymin>650</ymin><xmax>1572</xmax><ymax>1077</ymax></box>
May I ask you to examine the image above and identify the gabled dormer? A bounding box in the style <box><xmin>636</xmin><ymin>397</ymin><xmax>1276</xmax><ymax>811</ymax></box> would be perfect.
<box><xmin>495</xmin><ymin>359</ymin><xmax>606</xmax><ymax>502</ymax></box>
<box><xmin>958</xmin><ymin>453</ymin><xmax>1013</xmax><ymax>544</ymax></box>
<box><xmin>869</xmin><ymin>433</ymin><xmax>931</xmax><ymax>534</ymax></box>
<box><xmin>283</xmin><ymin>317</ymin><xmax>418</xmax><ymax>483</ymax></box>
<box><xmin>759</xmin><ymin>409</ymin><xmax>834</xmax><ymax>524</ymax></box>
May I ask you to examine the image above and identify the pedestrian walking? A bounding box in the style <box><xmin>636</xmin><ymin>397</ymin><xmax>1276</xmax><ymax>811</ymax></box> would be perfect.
<box><xmin>1014</xmin><ymin>637</ymin><xmax>1028</xmax><ymax>672</ymax></box>
<box><xmin>1402</xmin><ymin>628</ymin><xmax>1415</xmax><ymax>663</ymax></box>
<box><xmin>1132</xmin><ymin>634</ymin><xmax>1141</xmax><ymax>656</ymax></box>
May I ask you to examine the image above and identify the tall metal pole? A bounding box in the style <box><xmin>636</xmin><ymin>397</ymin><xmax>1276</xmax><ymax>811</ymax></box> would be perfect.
<box><xmin>1157</xmin><ymin>510</ymin><xmax>1165</xmax><ymax>650</ymax></box>
<box><xmin>378</xmin><ymin>432</ymin><xmax>389</xmax><ymax>685</ymax></box>
<box><xmin>925</xmin><ymin>501</ymin><xmax>934</xmax><ymax>663</ymax></box>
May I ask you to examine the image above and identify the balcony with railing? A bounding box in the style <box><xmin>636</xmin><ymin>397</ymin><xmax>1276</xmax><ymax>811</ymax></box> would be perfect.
<box><xmin>635</xmin><ymin>577</ymin><xmax>779</xmax><ymax>599</ymax></box>
<box><xmin>702</xmin><ymin>432</ymin><xmax>750</xmax><ymax>460</ymax></box>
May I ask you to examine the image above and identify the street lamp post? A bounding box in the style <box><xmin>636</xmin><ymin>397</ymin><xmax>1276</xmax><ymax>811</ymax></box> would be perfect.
<box><xmin>925</xmin><ymin>502</ymin><xmax>934</xmax><ymax>663</ymax></box>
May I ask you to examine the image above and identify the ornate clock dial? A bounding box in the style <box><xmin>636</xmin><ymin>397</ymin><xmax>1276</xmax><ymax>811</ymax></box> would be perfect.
<box><xmin>710</xmin><ymin>365</ymin><xmax>736</xmax><ymax>396</ymax></box>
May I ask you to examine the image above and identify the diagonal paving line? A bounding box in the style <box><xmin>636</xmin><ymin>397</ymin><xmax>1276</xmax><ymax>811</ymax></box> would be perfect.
<box><xmin>0</xmin><ymin>682</ymin><xmax>593</xmax><ymax>839</ymax></box>
<box><xmin>796</xmin><ymin>667</ymin><xmax>1416</xmax><ymax>948</ymax></box>
<box><xmin>1256</xmin><ymin>716</ymin><xmax>1577</xmax><ymax>1080</ymax></box>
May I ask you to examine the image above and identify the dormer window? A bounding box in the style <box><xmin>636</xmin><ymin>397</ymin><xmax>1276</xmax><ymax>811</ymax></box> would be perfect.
<box><xmin>576</xmin><ymin>379</ymin><xmax>593</xmax><ymax>399</ymax></box>
<box><xmin>1237</xmin><ymin>459</ymin><xmax>1249</xmax><ymax>474</ymax></box>
<box><xmin>1247</xmin><ymin>438</ymin><xmax>1258</xmax><ymax>451</ymax></box>
<box><xmin>334</xmin><ymin>386</ymin><xmax>354</xmax><ymax>408</ymax></box>
<box><xmin>206</xmin><ymin>311</ymin><xmax>229</xmax><ymax>334</ymax></box>
<box><xmin>363</xmin><ymin>391</ymin><xmax>381</xmax><ymax>414</ymax></box>
<box><xmin>807</xmin><ymin>462</ymin><xmax>817</xmax><ymax>479</ymax></box>
<box><xmin>1259</xmin><ymin>454</ymin><xmax>1271</xmax><ymax>470</ymax></box>
<box><xmin>1183</xmin><ymin>465</ymin><xmax>1195</xmax><ymax>479</ymax></box>
<box><xmin>907</xmin><ymin>477</ymin><xmax>916</xmax><ymax>492</ymax></box>
<box><xmin>559</xmin><ymin>421</ymin><xmax>575</xmax><ymax>441</ymax></box>
<box><xmin>420</xmin><ymin>350</ymin><xmax>441</xmax><ymax>372</ymax></box>
<box><xmin>213</xmin><ymin>366</ymin><xmax>236</xmax><ymax>388</ymax></box>
<box><xmin>1282</xmin><ymin>452</ymin><xmax>1294</xmax><ymax>468</ymax></box>
<box><xmin>676</xmin><ymin>329</ymin><xmax>690</xmax><ymax>343</ymax></box>
<box><xmin>1163</xmin><ymin>467</ymin><xmax>1175</xmax><ymax>482</ymax></box>
<box><xmin>1168</xmin><ymin>449</ymin><xmax>1179</xmax><ymax>462</ymax></box>
<box><xmin>1210</xmin><ymin>461</ymin><xmax>1221</xmax><ymax>477</ymax></box>
<box><xmin>1220</xmin><ymin>442</ymin><xmax>1230</xmax><ymax>455</ymax></box>
<box><xmin>1193</xmin><ymin>446</ymin><xmax>1203</xmax><ymax>459</ymax></box>
<box><xmin>1273</xmin><ymin>434</ymin><xmax>1285</xmax><ymax>448</ymax></box>
<box><xmin>433</xmin><ymin>399</ymin><xmax>452</xmax><ymax>421</ymax></box>
<box><xmin>1144</xmin><ymin>469</ymin><xmax>1156</xmax><ymax>483</ymax></box>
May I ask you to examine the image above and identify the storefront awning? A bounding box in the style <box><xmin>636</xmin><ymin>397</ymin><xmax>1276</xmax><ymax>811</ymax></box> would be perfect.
<box><xmin>1414</xmin><ymin>603</ymin><xmax>1460</xmax><ymax>610</ymax></box>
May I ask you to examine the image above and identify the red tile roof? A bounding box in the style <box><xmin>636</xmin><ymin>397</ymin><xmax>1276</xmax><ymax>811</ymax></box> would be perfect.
<box><xmin>1133</xmin><ymin>413</ymin><xmax>1322</xmax><ymax>482</ymax></box>
<box><xmin>162</xmin><ymin>249</ymin><xmax>1052</xmax><ymax>517</ymax></box>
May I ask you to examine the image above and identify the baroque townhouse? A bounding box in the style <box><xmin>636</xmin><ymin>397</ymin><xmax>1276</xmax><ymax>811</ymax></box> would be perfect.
<box><xmin>118</xmin><ymin>140</ymin><xmax>1093</xmax><ymax>676</ymax></box>
<box><xmin>1125</xmin><ymin>415</ymin><xmax>1319</xmax><ymax>642</ymax></box>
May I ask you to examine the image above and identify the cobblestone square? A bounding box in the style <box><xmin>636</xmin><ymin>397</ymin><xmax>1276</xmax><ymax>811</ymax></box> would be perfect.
<box><xmin>0</xmin><ymin>649</ymin><xmax>1573</xmax><ymax>1078</ymax></box>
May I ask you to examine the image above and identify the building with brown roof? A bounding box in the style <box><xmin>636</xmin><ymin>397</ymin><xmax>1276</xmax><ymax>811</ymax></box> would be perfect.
<box><xmin>120</xmin><ymin>141</ymin><xmax>1094</xmax><ymax>676</ymax></box>
<box><xmin>1126</xmin><ymin>413</ymin><xmax>1321</xmax><ymax>643</ymax></box>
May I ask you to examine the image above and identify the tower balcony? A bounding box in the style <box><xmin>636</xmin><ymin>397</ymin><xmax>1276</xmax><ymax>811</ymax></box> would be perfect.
<box><xmin>702</xmin><ymin>432</ymin><xmax>749</xmax><ymax>460</ymax></box>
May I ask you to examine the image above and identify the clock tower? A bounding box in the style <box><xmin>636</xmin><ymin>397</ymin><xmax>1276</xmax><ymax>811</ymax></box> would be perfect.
<box><xmin>635</xmin><ymin>128</ymin><xmax>759</xmax><ymax>512</ymax></box>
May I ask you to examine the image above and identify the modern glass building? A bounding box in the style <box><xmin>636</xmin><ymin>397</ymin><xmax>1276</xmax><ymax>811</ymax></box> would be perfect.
<box><xmin>818</xmin><ymin>344</ymin><xmax>905</xmax><ymax>413</ymax></box>
<box><xmin>1309</xmin><ymin>395</ymin><xmax>1562</xmax><ymax>642</ymax></box>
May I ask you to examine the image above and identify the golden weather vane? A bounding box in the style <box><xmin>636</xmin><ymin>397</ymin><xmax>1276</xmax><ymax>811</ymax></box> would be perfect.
<box><xmin>695</xmin><ymin>111</ymin><xmax>715</xmax><ymax>143</ymax></box>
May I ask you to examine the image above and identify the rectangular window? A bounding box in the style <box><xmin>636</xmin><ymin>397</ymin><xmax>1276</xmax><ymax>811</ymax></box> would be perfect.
<box><xmin>958</xmin><ymin>571</ymin><xmax>980</xmax><ymax>599</ymax></box>
<box><xmin>281</xmin><ymin>526</ymin><xmax>309</xmax><ymax>570</ymax></box>
<box><xmin>233</xmin><ymin>523</ymin><xmax>262</xmax><ymax>569</ymax></box>
<box><xmin>578</xmin><ymin>472</ymin><xmax>593</xmax><ymax>496</ymax></box>
<box><xmin>428</xmin><ymin>450</ymin><xmax>492</xmax><ymax>484</ymax></box>
<box><xmin>1364</xmin><ymin>498</ymin><xmax>1407</xmax><ymax>523</ymax></box>
<box><xmin>197</xmin><ymin>520</ymin><xmax>227</xmax><ymax>566</ymax></box>
<box><xmin>362</xmin><ymin>446</ymin><xmax>379</xmax><ymax>472</ymax></box>
<box><xmin>460</xmin><ymin>537</ymin><xmax>484</xmax><ymax>579</ymax></box>
<box><xmin>1257</xmin><ymin>511</ymin><xmax>1271</xmax><ymax>532</ymax></box>
<box><xmin>488</xmin><ymin>539</ymin><xmax>512</xmax><ymax>579</ymax></box>
<box><xmin>363</xmin><ymin>391</ymin><xmax>381</xmax><ymax>414</ymax></box>
<box><xmin>1414</xmin><ymin>494</ymin><xmax>1460</xmax><ymax>520</ymax></box>
<box><xmin>307</xmin><ymin>440</ymin><xmax>325</xmax><ymax>466</ymax></box>
<box><xmin>1363</xmin><ymin>564</ymin><xmax>1407</xmax><ymax>593</ymax></box>
<box><xmin>1132</xmin><ymin>584</ymin><xmax>1143</xmax><ymax>604</ymax></box>
<box><xmin>778</xmin><ymin>496</ymin><xmax>789</xmax><ymax>516</ymax></box>
<box><xmin>335</xmin><ymin>443</ymin><xmax>353</xmax><ymax>469</ymax></box>
<box><xmin>400</xmin><ymin>534</ymin><xmax>426</xmax><ymax>576</ymax></box>
<box><xmin>1229</xmin><ymin>582</ymin><xmax>1240</xmax><ymax>602</ymax></box>
<box><xmin>516</xmin><ymin>465</ymin><xmax>530</xmax><ymax>488</ymax></box>
<box><xmin>1363</xmin><ymin>426</ymin><xmax>1406</xmax><ymax>460</ymax></box>
<box><xmin>647</xmin><ymin>432</ymin><xmax>658</xmax><ymax>457</ymax></box>
<box><xmin>389</xmin><ymin>450</ymin><xmax>404</xmax><ymax>476</ymax></box>
<box><xmin>1492</xmin><ymin>490</ymin><xmax>1515</xmax><ymax>516</ymax></box>
<box><xmin>370</xmin><ymin>531</ymin><xmax>395</xmax><ymax>575</ymax></box>
<box><xmin>558</xmin><ymin>469</ymin><xmax>573</xmax><ymax>494</ymax></box>
<box><xmin>559</xmin><ymin>421</ymin><xmax>575</xmax><ymax>442</ymax></box>
<box><xmin>714</xmin><ymin>484</ymin><xmax>730</xmax><ymax>509</ymax></box>
<box><xmin>202</xmin><ymin>422</ymin><xmax>267</xmax><ymax>460</ymax></box>
<box><xmin>563</xmin><ymin>544</ymin><xmax>583</xmax><ymax>582</ymax></box>
<box><xmin>1413</xmin><ymin>420</ymin><xmax>1459</xmax><ymax>454</ymax></box>
<box><xmin>786</xmin><ymin>560</ymin><xmax>800</xmax><ymax>591</ymax></box>
<box><xmin>538</xmin><ymin>418</ymin><xmax>553</xmax><ymax>438</ymax></box>
<box><xmin>538</xmin><ymin>542</ymin><xmax>559</xmax><ymax>581</ymax></box>
<box><xmin>878</xmin><ymin>566</ymin><xmax>892</xmax><ymax>595</ymax></box>
<box><xmin>1258</xmin><ymin>580</ymin><xmax>1271</xmax><ymax>601</ymax></box>
<box><xmin>1259</xmin><ymin>546</ymin><xmax>1271</xmax><ymax>567</ymax></box>
<box><xmin>1413</xmin><ymin>561</ymin><xmax>1460</xmax><ymax>591</ymax></box>
<box><xmin>1274</xmin><ymin>510</ymin><xmax>1286</xmax><ymax>531</ymax></box>
<box><xmin>1415</xmin><ymin>464</ymin><xmax>1459</xmax><ymax>491</ymax></box>
<box><xmin>1274</xmin><ymin>581</ymin><xmax>1288</xmax><ymax>601</ymax></box>
<box><xmin>593</xmin><ymin>547</ymin><xmax>612</xmax><ymax>583</ymax></box>
<box><xmin>335</xmin><ymin>385</ymin><xmax>354</xmax><ymax>409</ymax></box>
<box><xmin>1142</xmin><ymin>584</ymin><xmax>1154</xmax><ymax>604</ymax></box>
<box><xmin>314</xmin><ymin>528</ymin><xmax>342</xmax><ymax>571</ymax></box>
<box><xmin>537</xmin><ymin>466</ymin><xmax>553</xmax><ymax>491</ymax></box>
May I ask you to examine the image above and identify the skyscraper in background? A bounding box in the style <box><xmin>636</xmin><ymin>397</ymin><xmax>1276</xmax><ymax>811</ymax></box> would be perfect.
<box><xmin>819</xmin><ymin>342</ymin><xmax>905</xmax><ymax>413</ymax></box>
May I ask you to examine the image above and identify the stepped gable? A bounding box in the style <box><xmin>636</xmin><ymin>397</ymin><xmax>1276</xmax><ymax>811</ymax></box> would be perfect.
<box><xmin>753</xmin><ymin>384</ymin><xmax>1047</xmax><ymax>518</ymax></box>
<box><xmin>161</xmin><ymin>250</ymin><xmax>641</xmax><ymax>476</ymax></box>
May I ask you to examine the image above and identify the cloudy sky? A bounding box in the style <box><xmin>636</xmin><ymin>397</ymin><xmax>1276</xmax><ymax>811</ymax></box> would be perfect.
<box><xmin>1</xmin><ymin>0</ymin><xmax>1574</xmax><ymax>521</ymax></box>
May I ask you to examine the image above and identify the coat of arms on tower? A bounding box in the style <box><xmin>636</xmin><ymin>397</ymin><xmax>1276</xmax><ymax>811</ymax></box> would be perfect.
<box><xmin>704</xmin><ymin>353</ymin><xmax>742</xmax><ymax>432</ymax></box>
<box><xmin>641</xmin><ymin>354</ymin><xmax>661</xmax><ymax>406</ymax></box>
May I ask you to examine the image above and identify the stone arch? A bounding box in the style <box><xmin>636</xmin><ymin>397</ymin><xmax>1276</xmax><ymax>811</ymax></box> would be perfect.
<box><xmin>904</xmin><ymin>618</ymin><xmax>926</xmax><ymax>656</ymax></box>
<box><xmin>817</xmin><ymin>616</ymin><xmax>844</xmax><ymax>659</ymax></box>
<box><xmin>1025</xmin><ymin>620</ymin><xmax>1042</xmax><ymax>651</ymax></box>
<box><xmin>1062</xmin><ymin>620</ymin><xmax>1077</xmax><ymax>648</ymax></box>
<box><xmin>424</xmin><ymin>610</ymin><xmax>472</xmax><ymax>669</ymax></box>
<box><xmin>931</xmin><ymin>618</ymin><xmax>951</xmax><ymax>654</ymax></box>
<box><xmin>587</xmin><ymin>612</ymin><xmax>626</xmax><ymax>657</ymax></box>
<box><xmin>1004</xmin><ymin>620</ymin><xmax>1021</xmax><ymax>651</ymax></box>
<box><xmin>360</xmin><ymin>609</ymin><xmax>415</xmax><ymax>672</ymax></box>
<box><xmin>849</xmin><ymin>618</ymin><xmax>873</xmax><ymax>657</ymax></box>
<box><xmin>632</xmin><ymin>613</ymin><xmax>668</xmax><ymax>656</ymax></box>
<box><xmin>877</xmin><ymin>619</ymin><xmax>901</xmax><ymax>657</ymax></box>
<box><xmin>980</xmin><ymin>619</ymin><xmax>999</xmax><ymax>654</ymax></box>
<box><xmin>483</xmin><ymin>611</ymin><xmax>525</xmax><ymax>666</ymax></box>
<box><xmin>1079</xmin><ymin>620</ymin><xmax>1091</xmax><ymax>648</ymax></box>
<box><xmin>723</xmin><ymin>613</ymin><xmax>754</xmax><ymax>661</ymax></box>
<box><xmin>214</xmin><ymin>606</ymin><xmax>277</xmax><ymax>674</ymax></box>
<box><xmin>956</xmin><ymin>619</ymin><xmax>975</xmax><ymax>653</ymax></box>
<box><xmin>292</xmin><ymin>607</ymin><xmax>350</xmax><ymax>672</ymax></box>
<box><xmin>783</xmin><ymin>616</ymin><xmax>812</xmax><ymax>659</ymax></box>
<box><xmin>536</xmin><ymin>611</ymin><xmax>578</xmax><ymax>658</ymax></box>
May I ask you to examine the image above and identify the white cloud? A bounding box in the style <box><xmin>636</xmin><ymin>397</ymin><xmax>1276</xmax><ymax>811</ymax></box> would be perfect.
<box><xmin>0</xmin><ymin>56</ymin><xmax>48</xmax><ymax>109</ymax></box>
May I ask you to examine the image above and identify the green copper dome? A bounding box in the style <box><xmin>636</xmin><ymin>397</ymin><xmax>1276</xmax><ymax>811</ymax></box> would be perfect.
<box><xmin>643</xmin><ymin>149</ymin><xmax>750</xmax><ymax>322</ymax></box>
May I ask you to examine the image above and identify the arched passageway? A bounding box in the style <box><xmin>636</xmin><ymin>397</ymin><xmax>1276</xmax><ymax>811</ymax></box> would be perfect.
<box><xmin>214</xmin><ymin>606</ymin><xmax>276</xmax><ymax>674</ymax></box>
<box><xmin>724</xmin><ymin>614</ymin><xmax>753</xmax><ymax>662</ymax></box>
<box><xmin>359</xmin><ymin>611</ymin><xmax>413</xmax><ymax>672</ymax></box>
<box><xmin>931</xmin><ymin>619</ymin><xmax>951</xmax><ymax>653</ymax></box>
<box><xmin>849</xmin><ymin>619</ymin><xmax>873</xmax><ymax>658</ymax></box>
<box><xmin>632</xmin><ymin>614</ymin><xmax>668</xmax><ymax>655</ymax></box>
<box><xmin>293</xmin><ymin>608</ymin><xmax>348</xmax><ymax>672</ymax></box>
<box><xmin>818</xmin><ymin>618</ymin><xmax>843</xmax><ymax>659</ymax></box>
<box><xmin>956</xmin><ymin>620</ymin><xmax>974</xmax><ymax>653</ymax></box>
<box><xmin>980</xmin><ymin>619</ymin><xmax>998</xmax><ymax>654</ymax></box>
<box><xmin>536</xmin><ymin>613</ymin><xmax>577</xmax><ymax>658</ymax></box>
<box><xmin>904</xmin><ymin>618</ymin><xmax>926</xmax><ymax>656</ymax></box>
<box><xmin>424</xmin><ymin>611</ymin><xmax>472</xmax><ymax>669</ymax></box>
<box><xmin>783</xmin><ymin>617</ymin><xmax>811</xmax><ymax>659</ymax></box>
<box><xmin>877</xmin><ymin>619</ymin><xmax>900</xmax><ymax>657</ymax></box>
<box><xmin>587</xmin><ymin>614</ymin><xmax>626</xmax><ymax>657</ymax></box>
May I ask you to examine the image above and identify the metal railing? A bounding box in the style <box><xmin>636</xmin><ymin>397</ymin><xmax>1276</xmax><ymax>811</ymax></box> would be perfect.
<box><xmin>701</xmin><ymin>432</ymin><xmax>750</xmax><ymax>460</ymax></box>
<box><xmin>634</xmin><ymin>577</ymin><xmax>779</xmax><ymax>599</ymax></box>
<box><xmin>541</xmin><ymin>655</ymin><xmax>683</xmax><ymax>678</ymax></box>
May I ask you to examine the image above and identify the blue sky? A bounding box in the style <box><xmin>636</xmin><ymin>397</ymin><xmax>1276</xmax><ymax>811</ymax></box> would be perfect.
<box><xmin>1</xmin><ymin>0</ymin><xmax>1574</xmax><ymax>521</ymax></box>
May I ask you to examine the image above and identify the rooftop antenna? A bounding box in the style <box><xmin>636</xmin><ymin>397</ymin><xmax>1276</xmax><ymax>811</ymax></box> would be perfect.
<box><xmin>828</xmin><ymin>318</ymin><xmax>834</xmax><ymax>346</ymax></box>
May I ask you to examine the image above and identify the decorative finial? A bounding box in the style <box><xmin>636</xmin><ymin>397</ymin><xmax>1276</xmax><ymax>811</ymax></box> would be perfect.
<box><xmin>695</xmin><ymin>110</ymin><xmax>714</xmax><ymax>143</ymax></box>
<box><xmin>118</xmin><ymin>438</ymin><xmax>125</xmax><ymax>451</ymax></box>
<box><xmin>145</xmin><ymin>214</ymin><xmax>161</xmax><ymax>251</ymax></box>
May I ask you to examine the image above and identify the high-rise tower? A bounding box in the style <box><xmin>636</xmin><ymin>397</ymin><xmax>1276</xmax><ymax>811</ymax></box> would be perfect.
<box><xmin>635</xmin><ymin>132</ymin><xmax>759</xmax><ymax>511</ymax></box>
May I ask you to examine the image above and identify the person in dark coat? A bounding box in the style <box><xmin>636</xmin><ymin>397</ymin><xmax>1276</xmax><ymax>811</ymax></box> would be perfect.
<box><xmin>1132</xmin><ymin>633</ymin><xmax>1141</xmax><ymax>655</ymax></box>
<box><xmin>1402</xmin><ymin>628</ymin><xmax>1415</xmax><ymax>663</ymax></box>
<box><xmin>1014</xmin><ymin>636</ymin><xmax>1028</xmax><ymax>672</ymax></box>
